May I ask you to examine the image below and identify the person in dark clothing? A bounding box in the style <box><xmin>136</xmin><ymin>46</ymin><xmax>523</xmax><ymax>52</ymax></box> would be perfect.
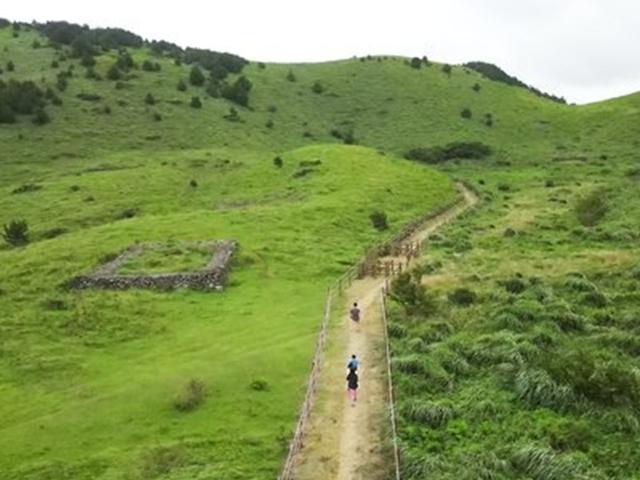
<box><xmin>350</xmin><ymin>302</ymin><xmax>361</xmax><ymax>322</ymax></box>
<box><xmin>346</xmin><ymin>369</ymin><xmax>359</xmax><ymax>405</ymax></box>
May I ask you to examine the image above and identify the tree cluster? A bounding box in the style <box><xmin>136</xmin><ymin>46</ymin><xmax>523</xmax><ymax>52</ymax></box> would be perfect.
<box><xmin>464</xmin><ymin>61</ymin><xmax>566</xmax><ymax>103</ymax></box>
<box><xmin>0</xmin><ymin>79</ymin><xmax>47</xmax><ymax>124</ymax></box>
<box><xmin>405</xmin><ymin>141</ymin><xmax>492</xmax><ymax>164</ymax></box>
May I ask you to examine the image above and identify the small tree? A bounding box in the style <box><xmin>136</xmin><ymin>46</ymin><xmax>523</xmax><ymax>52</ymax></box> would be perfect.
<box><xmin>311</xmin><ymin>81</ymin><xmax>324</xmax><ymax>94</ymax></box>
<box><xmin>442</xmin><ymin>64</ymin><xmax>452</xmax><ymax>76</ymax></box>
<box><xmin>472</xmin><ymin>83</ymin><xmax>481</xmax><ymax>92</ymax></box>
<box><xmin>189</xmin><ymin>65</ymin><xmax>205</xmax><ymax>86</ymax></box>
<box><xmin>273</xmin><ymin>156</ymin><xmax>283</xmax><ymax>168</ymax></box>
<box><xmin>144</xmin><ymin>93</ymin><xmax>156</xmax><ymax>105</ymax></box>
<box><xmin>106</xmin><ymin>64</ymin><xmax>122</xmax><ymax>81</ymax></box>
<box><xmin>176</xmin><ymin>79</ymin><xmax>187</xmax><ymax>91</ymax></box>
<box><xmin>460</xmin><ymin>108</ymin><xmax>472</xmax><ymax>119</ymax></box>
<box><xmin>190</xmin><ymin>96</ymin><xmax>202</xmax><ymax>108</ymax></box>
<box><xmin>2</xmin><ymin>220</ymin><xmax>29</xmax><ymax>246</ymax></box>
<box><xmin>286</xmin><ymin>70</ymin><xmax>296</xmax><ymax>82</ymax></box>
<box><xmin>370</xmin><ymin>211</ymin><xmax>388</xmax><ymax>231</ymax></box>
<box><xmin>33</xmin><ymin>108</ymin><xmax>50</xmax><ymax>125</ymax></box>
<box><xmin>410</xmin><ymin>57</ymin><xmax>422</xmax><ymax>69</ymax></box>
<box><xmin>6</xmin><ymin>60</ymin><xmax>14</xmax><ymax>72</ymax></box>
<box><xmin>142</xmin><ymin>60</ymin><xmax>155</xmax><ymax>71</ymax></box>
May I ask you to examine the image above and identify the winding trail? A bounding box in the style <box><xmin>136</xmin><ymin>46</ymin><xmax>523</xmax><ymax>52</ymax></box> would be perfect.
<box><xmin>291</xmin><ymin>184</ymin><xmax>478</xmax><ymax>480</ymax></box>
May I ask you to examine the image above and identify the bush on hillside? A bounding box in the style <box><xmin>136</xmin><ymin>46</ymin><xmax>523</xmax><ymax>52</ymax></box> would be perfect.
<box><xmin>472</xmin><ymin>83</ymin><xmax>481</xmax><ymax>92</ymax></box>
<box><xmin>142</xmin><ymin>60</ymin><xmax>161</xmax><ymax>72</ymax></box>
<box><xmin>575</xmin><ymin>190</ymin><xmax>608</xmax><ymax>226</ymax></box>
<box><xmin>442</xmin><ymin>64</ymin><xmax>452</xmax><ymax>75</ymax></box>
<box><xmin>0</xmin><ymin>79</ymin><xmax>46</xmax><ymax>122</ymax></box>
<box><xmin>460</xmin><ymin>108</ymin><xmax>472</xmax><ymax>119</ymax></box>
<box><xmin>189</xmin><ymin>65</ymin><xmax>205</xmax><ymax>86</ymax></box>
<box><xmin>176</xmin><ymin>79</ymin><xmax>187</xmax><ymax>91</ymax></box>
<box><xmin>144</xmin><ymin>93</ymin><xmax>156</xmax><ymax>105</ymax></box>
<box><xmin>448</xmin><ymin>287</ymin><xmax>477</xmax><ymax>306</ymax></box>
<box><xmin>173</xmin><ymin>378</ymin><xmax>206</xmax><ymax>412</ymax></box>
<box><xmin>32</xmin><ymin>108</ymin><xmax>50</xmax><ymax>125</ymax></box>
<box><xmin>286</xmin><ymin>69</ymin><xmax>296</xmax><ymax>82</ymax></box>
<box><xmin>369</xmin><ymin>210</ymin><xmax>388</xmax><ymax>231</ymax></box>
<box><xmin>409</xmin><ymin>57</ymin><xmax>422</xmax><ymax>69</ymax></box>
<box><xmin>391</xmin><ymin>272</ymin><xmax>437</xmax><ymax>316</ymax></box>
<box><xmin>6</xmin><ymin>60</ymin><xmax>15</xmax><ymax>72</ymax></box>
<box><xmin>221</xmin><ymin>76</ymin><xmax>252</xmax><ymax>106</ymax></box>
<box><xmin>514</xmin><ymin>369</ymin><xmax>574</xmax><ymax>411</ymax></box>
<box><xmin>311</xmin><ymin>81</ymin><xmax>324</xmax><ymax>94</ymax></box>
<box><xmin>2</xmin><ymin>219</ymin><xmax>29</xmax><ymax>247</ymax></box>
<box><xmin>190</xmin><ymin>96</ymin><xmax>202</xmax><ymax>109</ymax></box>
<box><xmin>403</xmin><ymin>400</ymin><xmax>455</xmax><ymax>428</ymax></box>
<box><xmin>405</xmin><ymin>141</ymin><xmax>492</xmax><ymax>164</ymax></box>
<box><xmin>503</xmin><ymin>277</ymin><xmax>527</xmax><ymax>294</ymax></box>
<box><xmin>484</xmin><ymin>112</ymin><xmax>493</xmax><ymax>126</ymax></box>
<box><xmin>273</xmin><ymin>156</ymin><xmax>283</xmax><ymax>168</ymax></box>
<box><xmin>106</xmin><ymin>63</ymin><xmax>122</xmax><ymax>81</ymax></box>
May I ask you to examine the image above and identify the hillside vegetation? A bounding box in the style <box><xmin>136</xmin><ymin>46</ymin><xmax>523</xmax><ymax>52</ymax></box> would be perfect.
<box><xmin>1</xmin><ymin>19</ymin><xmax>640</xmax><ymax>480</ymax></box>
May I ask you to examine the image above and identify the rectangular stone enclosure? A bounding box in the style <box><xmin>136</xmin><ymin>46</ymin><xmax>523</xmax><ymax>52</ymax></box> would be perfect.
<box><xmin>69</xmin><ymin>241</ymin><xmax>237</xmax><ymax>291</ymax></box>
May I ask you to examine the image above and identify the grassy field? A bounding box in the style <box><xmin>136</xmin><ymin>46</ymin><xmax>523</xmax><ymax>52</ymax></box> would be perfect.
<box><xmin>388</xmin><ymin>157</ymin><xmax>640</xmax><ymax>479</ymax></box>
<box><xmin>1</xmin><ymin>20</ymin><xmax>640</xmax><ymax>479</ymax></box>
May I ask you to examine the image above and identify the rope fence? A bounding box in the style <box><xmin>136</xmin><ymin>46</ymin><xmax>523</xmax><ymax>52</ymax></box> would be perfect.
<box><xmin>380</xmin><ymin>287</ymin><xmax>401</xmax><ymax>480</ymax></box>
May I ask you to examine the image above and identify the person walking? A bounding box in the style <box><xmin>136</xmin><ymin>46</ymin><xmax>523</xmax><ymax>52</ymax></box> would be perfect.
<box><xmin>350</xmin><ymin>302</ymin><xmax>361</xmax><ymax>323</ymax></box>
<box><xmin>346</xmin><ymin>369</ymin><xmax>359</xmax><ymax>406</ymax></box>
<box><xmin>347</xmin><ymin>354</ymin><xmax>359</xmax><ymax>372</ymax></box>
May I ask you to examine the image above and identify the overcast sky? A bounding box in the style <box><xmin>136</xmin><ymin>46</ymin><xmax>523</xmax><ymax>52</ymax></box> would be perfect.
<box><xmin>3</xmin><ymin>0</ymin><xmax>639</xmax><ymax>104</ymax></box>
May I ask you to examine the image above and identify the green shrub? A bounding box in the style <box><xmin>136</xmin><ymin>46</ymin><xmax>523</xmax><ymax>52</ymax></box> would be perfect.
<box><xmin>221</xmin><ymin>76</ymin><xmax>252</xmax><ymax>106</ymax></box>
<box><xmin>144</xmin><ymin>93</ymin><xmax>155</xmax><ymax>105</ymax></box>
<box><xmin>391</xmin><ymin>273</ymin><xmax>437</xmax><ymax>316</ymax></box>
<box><xmin>12</xmin><ymin>183</ymin><xmax>42</xmax><ymax>194</ymax></box>
<box><xmin>472</xmin><ymin>83</ymin><xmax>481</xmax><ymax>92</ymax></box>
<box><xmin>442</xmin><ymin>64</ymin><xmax>452</xmax><ymax>75</ymax></box>
<box><xmin>393</xmin><ymin>355</ymin><xmax>424</xmax><ymax>374</ymax></box>
<box><xmin>514</xmin><ymin>369</ymin><xmax>574</xmax><ymax>410</ymax></box>
<box><xmin>460</xmin><ymin>108</ymin><xmax>472</xmax><ymax>119</ymax></box>
<box><xmin>173</xmin><ymin>378</ymin><xmax>206</xmax><ymax>412</ymax></box>
<box><xmin>448</xmin><ymin>287</ymin><xmax>476</xmax><ymax>306</ymax></box>
<box><xmin>311</xmin><ymin>81</ymin><xmax>324</xmax><ymax>94</ymax></box>
<box><xmin>369</xmin><ymin>210</ymin><xmax>388</xmax><ymax>231</ymax></box>
<box><xmin>405</xmin><ymin>141</ymin><xmax>491</xmax><ymax>164</ymax></box>
<box><xmin>286</xmin><ymin>69</ymin><xmax>296</xmax><ymax>82</ymax></box>
<box><xmin>548</xmin><ymin>419</ymin><xmax>593</xmax><ymax>452</ymax></box>
<box><xmin>503</xmin><ymin>277</ymin><xmax>527</xmax><ymax>294</ymax></box>
<box><xmin>549</xmin><ymin>351</ymin><xmax>640</xmax><ymax>406</ymax></box>
<box><xmin>190</xmin><ymin>96</ymin><xmax>202</xmax><ymax>109</ymax></box>
<box><xmin>2</xmin><ymin>219</ymin><xmax>29</xmax><ymax>246</ymax></box>
<box><xmin>176</xmin><ymin>79</ymin><xmax>187</xmax><ymax>92</ymax></box>
<box><xmin>581</xmin><ymin>291</ymin><xmax>608</xmax><ymax>308</ymax></box>
<box><xmin>409</xmin><ymin>57</ymin><xmax>422</xmax><ymax>69</ymax></box>
<box><xmin>575</xmin><ymin>190</ymin><xmax>608</xmax><ymax>226</ymax></box>
<box><xmin>564</xmin><ymin>277</ymin><xmax>596</xmax><ymax>292</ymax></box>
<box><xmin>249</xmin><ymin>378</ymin><xmax>269</xmax><ymax>391</ymax></box>
<box><xmin>273</xmin><ymin>156</ymin><xmax>283</xmax><ymax>168</ymax></box>
<box><xmin>403</xmin><ymin>400</ymin><xmax>455</xmax><ymax>428</ymax></box>
<box><xmin>387</xmin><ymin>322</ymin><xmax>408</xmax><ymax>338</ymax></box>
<box><xmin>510</xmin><ymin>446</ymin><xmax>575</xmax><ymax>480</ymax></box>
<box><xmin>189</xmin><ymin>65</ymin><xmax>205</xmax><ymax>86</ymax></box>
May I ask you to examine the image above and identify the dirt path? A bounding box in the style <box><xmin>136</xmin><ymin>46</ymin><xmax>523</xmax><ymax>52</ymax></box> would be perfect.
<box><xmin>292</xmin><ymin>184</ymin><xmax>478</xmax><ymax>480</ymax></box>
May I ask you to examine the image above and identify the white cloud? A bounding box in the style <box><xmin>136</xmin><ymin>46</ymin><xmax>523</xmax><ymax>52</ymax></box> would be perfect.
<box><xmin>2</xmin><ymin>0</ymin><xmax>639</xmax><ymax>103</ymax></box>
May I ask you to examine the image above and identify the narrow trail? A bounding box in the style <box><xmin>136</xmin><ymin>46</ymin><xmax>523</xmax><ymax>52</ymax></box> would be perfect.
<box><xmin>292</xmin><ymin>184</ymin><xmax>478</xmax><ymax>480</ymax></box>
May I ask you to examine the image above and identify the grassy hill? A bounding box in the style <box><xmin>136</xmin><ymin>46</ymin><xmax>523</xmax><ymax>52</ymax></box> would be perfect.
<box><xmin>1</xmin><ymin>20</ymin><xmax>640</xmax><ymax>480</ymax></box>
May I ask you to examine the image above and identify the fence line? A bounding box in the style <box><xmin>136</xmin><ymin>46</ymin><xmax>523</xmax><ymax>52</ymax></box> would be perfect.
<box><xmin>278</xmin><ymin>287</ymin><xmax>333</xmax><ymax>480</ymax></box>
<box><xmin>277</xmin><ymin>187</ymin><xmax>469</xmax><ymax>479</ymax></box>
<box><xmin>380</xmin><ymin>287</ymin><xmax>401</xmax><ymax>480</ymax></box>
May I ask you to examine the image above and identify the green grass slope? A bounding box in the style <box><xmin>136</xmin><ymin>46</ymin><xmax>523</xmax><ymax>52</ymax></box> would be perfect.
<box><xmin>2</xmin><ymin>20</ymin><xmax>640</xmax><ymax>480</ymax></box>
<box><xmin>0</xmin><ymin>143</ymin><xmax>456</xmax><ymax>479</ymax></box>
